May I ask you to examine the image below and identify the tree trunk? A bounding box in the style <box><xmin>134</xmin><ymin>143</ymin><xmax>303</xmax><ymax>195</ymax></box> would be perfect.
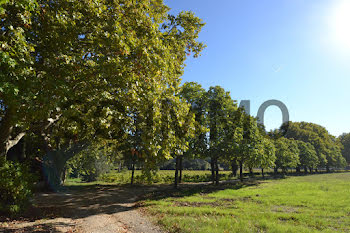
<box><xmin>239</xmin><ymin>161</ymin><xmax>243</xmax><ymax>181</ymax></box>
<box><xmin>179</xmin><ymin>155</ymin><xmax>183</xmax><ymax>183</ymax></box>
<box><xmin>231</xmin><ymin>160</ymin><xmax>238</xmax><ymax>177</ymax></box>
<box><xmin>249</xmin><ymin>167</ymin><xmax>253</xmax><ymax>177</ymax></box>
<box><xmin>215</xmin><ymin>158</ymin><xmax>219</xmax><ymax>185</ymax></box>
<box><xmin>131</xmin><ymin>154</ymin><xmax>135</xmax><ymax>185</ymax></box>
<box><xmin>174</xmin><ymin>156</ymin><xmax>179</xmax><ymax>188</ymax></box>
<box><xmin>0</xmin><ymin>106</ymin><xmax>15</xmax><ymax>158</ymax></box>
<box><xmin>43</xmin><ymin>141</ymin><xmax>89</xmax><ymax>191</ymax></box>
<box><xmin>304</xmin><ymin>166</ymin><xmax>308</xmax><ymax>174</ymax></box>
<box><xmin>296</xmin><ymin>166</ymin><xmax>301</xmax><ymax>173</ymax></box>
<box><xmin>274</xmin><ymin>167</ymin><xmax>278</xmax><ymax>174</ymax></box>
<box><xmin>326</xmin><ymin>165</ymin><xmax>330</xmax><ymax>173</ymax></box>
<box><xmin>210</xmin><ymin>157</ymin><xmax>215</xmax><ymax>184</ymax></box>
<box><xmin>42</xmin><ymin>151</ymin><xmax>68</xmax><ymax>190</ymax></box>
<box><xmin>261</xmin><ymin>168</ymin><xmax>265</xmax><ymax>178</ymax></box>
<box><xmin>61</xmin><ymin>166</ymin><xmax>67</xmax><ymax>184</ymax></box>
<box><xmin>282</xmin><ymin>168</ymin><xmax>287</xmax><ymax>174</ymax></box>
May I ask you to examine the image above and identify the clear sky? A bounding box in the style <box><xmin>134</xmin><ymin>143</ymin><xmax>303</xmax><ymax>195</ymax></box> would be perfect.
<box><xmin>165</xmin><ymin>0</ymin><xmax>350</xmax><ymax>136</ymax></box>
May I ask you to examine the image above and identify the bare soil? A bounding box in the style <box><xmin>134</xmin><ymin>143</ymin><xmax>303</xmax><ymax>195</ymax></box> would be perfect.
<box><xmin>0</xmin><ymin>185</ymin><xmax>165</xmax><ymax>233</ymax></box>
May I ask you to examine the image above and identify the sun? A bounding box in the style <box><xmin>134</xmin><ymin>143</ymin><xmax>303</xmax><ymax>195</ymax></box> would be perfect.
<box><xmin>329</xmin><ymin>0</ymin><xmax>350</xmax><ymax>51</ymax></box>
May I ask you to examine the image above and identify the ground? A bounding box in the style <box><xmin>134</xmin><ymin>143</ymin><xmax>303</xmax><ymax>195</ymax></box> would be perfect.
<box><xmin>145</xmin><ymin>173</ymin><xmax>350</xmax><ymax>233</ymax></box>
<box><xmin>0</xmin><ymin>184</ymin><xmax>165</xmax><ymax>233</ymax></box>
<box><xmin>1</xmin><ymin>172</ymin><xmax>350</xmax><ymax>233</ymax></box>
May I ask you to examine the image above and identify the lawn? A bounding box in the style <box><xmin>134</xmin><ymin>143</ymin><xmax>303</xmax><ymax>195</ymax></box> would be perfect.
<box><xmin>144</xmin><ymin>172</ymin><xmax>350</xmax><ymax>233</ymax></box>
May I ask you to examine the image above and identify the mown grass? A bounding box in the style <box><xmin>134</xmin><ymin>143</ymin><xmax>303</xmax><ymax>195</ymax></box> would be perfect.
<box><xmin>144</xmin><ymin>172</ymin><xmax>350</xmax><ymax>233</ymax></box>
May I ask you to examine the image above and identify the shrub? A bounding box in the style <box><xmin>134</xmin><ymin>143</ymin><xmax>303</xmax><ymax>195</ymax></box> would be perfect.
<box><xmin>0</xmin><ymin>157</ymin><xmax>36</xmax><ymax>215</ymax></box>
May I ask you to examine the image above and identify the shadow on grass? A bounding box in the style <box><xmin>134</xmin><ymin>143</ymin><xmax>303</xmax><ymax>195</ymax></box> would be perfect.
<box><xmin>3</xmin><ymin>170</ymin><xmax>348</xmax><ymax>230</ymax></box>
<box><xmin>1</xmin><ymin>179</ymin><xmax>262</xmax><ymax>226</ymax></box>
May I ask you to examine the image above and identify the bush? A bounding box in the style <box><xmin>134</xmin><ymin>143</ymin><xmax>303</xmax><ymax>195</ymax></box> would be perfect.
<box><xmin>0</xmin><ymin>157</ymin><xmax>36</xmax><ymax>215</ymax></box>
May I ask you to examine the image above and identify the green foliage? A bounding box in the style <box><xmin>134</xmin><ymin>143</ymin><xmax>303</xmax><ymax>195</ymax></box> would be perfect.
<box><xmin>0</xmin><ymin>157</ymin><xmax>36</xmax><ymax>215</ymax></box>
<box><xmin>281</xmin><ymin>121</ymin><xmax>345</xmax><ymax>169</ymax></box>
<box><xmin>339</xmin><ymin>133</ymin><xmax>350</xmax><ymax>163</ymax></box>
<box><xmin>67</xmin><ymin>141</ymin><xmax>118</xmax><ymax>182</ymax></box>
<box><xmin>297</xmin><ymin>140</ymin><xmax>319</xmax><ymax>170</ymax></box>
<box><xmin>274</xmin><ymin>138</ymin><xmax>299</xmax><ymax>171</ymax></box>
<box><xmin>180</xmin><ymin>82</ymin><xmax>208</xmax><ymax>158</ymax></box>
<box><xmin>0</xmin><ymin>0</ymin><xmax>205</xmax><ymax>168</ymax></box>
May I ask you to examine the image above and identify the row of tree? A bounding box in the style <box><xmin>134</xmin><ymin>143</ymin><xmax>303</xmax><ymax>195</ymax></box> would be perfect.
<box><xmin>67</xmin><ymin>82</ymin><xmax>348</xmax><ymax>188</ymax></box>
<box><xmin>170</xmin><ymin>83</ymin><xmax>347</xmax><ymax>186</ymax></box>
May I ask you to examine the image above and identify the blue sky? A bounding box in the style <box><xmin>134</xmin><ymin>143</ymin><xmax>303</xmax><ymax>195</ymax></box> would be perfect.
<box><xmin>165</xmin><ymin>0</ymin><xmax>350</xmax><ymax>136</ymax></box>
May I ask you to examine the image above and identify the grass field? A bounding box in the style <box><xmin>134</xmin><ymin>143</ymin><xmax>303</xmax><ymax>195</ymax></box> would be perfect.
<box><xmin>144</xmin><ymin>172</ymin><xmax>350</xmax><ymax>233</ymax></box>
<box><xmin>66</xmin><ymin>170</ymin><xmax>234</xmax><ymax>185</ymax></box>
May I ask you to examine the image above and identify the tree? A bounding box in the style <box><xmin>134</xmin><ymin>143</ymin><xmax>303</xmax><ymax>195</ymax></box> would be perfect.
<box><xmin>1</xmin><ymin>0</ymin><xmax>206</xmax><ymax>187</ymax></box>
<box><xmin>281</xmin><ymin>121</ymin><xmax>345</xmax><ymax>171</ymax></box>
<box><xmin>338</xmin><ymin>133</ymin><xmax>350</xmax><ymax>164</ymax></box>
<box><xmin>274</xmin><ymin>138</ymin><xmax>299</xmax><ymax>174</ymax></box>
<box><xmin>0</xmin><ymin>0</ymin><xmax>38</xmax><ymax>156</ymax></box>
<box><xmin>0</xmin><ymin>0</ymin><xmax>205</xmax><ymax>159</ymax></box>
<box><xmin>297</xmin><ymin>140</ymin><xmax>318</xmax><ymax>173</ymax></box>
<box><xmin>206</xmin><ymin>86</ymin><xmax>236</xmax><ymax>185</ymax></box>
<box><xmin>236</xmin><ymin>114</ymin><xmax>262</xmax><ymax>180</ymax></box>
<box><xmin>259</xmin><ymin>137</ymin><xmax>276</xmax><ymax>178</ymax></box>
<box><xmin>179</xmin><ymin>82</ymin><xmax>208</xmax><ymax>182</ymax></box>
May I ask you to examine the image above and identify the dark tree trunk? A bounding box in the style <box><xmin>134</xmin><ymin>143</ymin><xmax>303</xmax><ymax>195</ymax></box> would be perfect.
<box><xmin>0</xmin><ymin>106</ymin><xmax>15</xmax><ymax>158</ymax></box>
<box><xmin>231</xmin><ymin>160</ymin><xmax>238</xmax><ymax>177</ymax></box>
<box><xmin>249</xmin><ymin>167</ymin><xmax>253</xmax><ymax>177</ymax></box>
<box><xmin>239</xmin><ymin>161</ymin><xmax>243</xmax><ymax>181</ymax></box>
<box><xmin>61</xmin><ymin>167</ymin><xmax>67</xmax><ymax>184</ymax></box>
<box><xmin>282</xmin><ymin>168</ymin><xmax>287</xmax><ymax>174</ymax></box>
<box><xmin>296</xmin><ymin>167</ymin><xmax>301</xmax><ymax>173</ymax></box>
<box><xmin>215</xmin><ymin>158</ymin><xmax>219</xmax><ymax>185</ymax></box>
<box><xmin>179</xmin><ymin>155</ymin><xmax>183</xmax><ymax>183</ymax></box>
<box><xmin>43</xmin><ymin>141</ymin><xmax>88</xmax><ymax>191</ymax></box>
<box><xmin>7</xmin><ymin>137</ymin><xmax>26</xmax><ymax>162</ymax></box>
<box><xmin>42</xmin><ymin>151</ymin><xmax>69</xmax><ymax>190</ymax></box>
<box><xmin>131</xmin><ymin>154</ymin><xmax>136</xmax><ymax>185</ymax></box>
<box><xmin>174</xmin><ymin>156</ymin><xmax>180</xmax><ymax>188</ymax></box>
<box><xmin>304</xmin><ymin>166</ymin><xmax>308</xmax><ymax>174</ymax></box>
<box><xmin>309</xmin><ymin>167</ymin><xmax>313</xmax><ymax>173</ymax></box>
<box><xmin>210</xmin><ymin>157</ymin><xmax>215</xmax><ymax>184</ymax></box>
<box><xmin>326</xmin><ymin>165</ymin><xmax>330</xmax><ymax>173</ymax></box>
<box><xmin>261</xmin><ymin>168</ymin><xmax>265</xmax><ymax>178</ymax></box>
<box><xmin>274</xmin><ymin>167</ymin><xmax>278</xmax><ymax>174</ymax></box>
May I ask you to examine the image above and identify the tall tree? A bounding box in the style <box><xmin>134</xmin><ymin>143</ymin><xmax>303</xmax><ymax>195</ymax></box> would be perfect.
<box><xmin>0</xmin><ymin>0</ymin><xmax>206</xmax><ymax>159</ymax></box>
<box><xmin>206</xmin><ymin>86</ymin><xmax>234</xmax><ymax>185</ymax></box>
<box><xmin>274</xmin><ymin>138</ymin><xmax>299</xmax><ymax>174</ymax></box>
<box><xmin>297</xmin><ymin>140</ymin><xmax>318</xmax><ymax>173</ymax></box>
<box><xmin>179</xmin><ymin>82</ymin><xmax>208</xmax><ymax>182</ymax></box>
<box><xmin>281</xmin><ymin>121</ymin><xmax>345</xmax><ymax>171</ymax></box>
<box><xmin>338</xmin><ymin>133</ymin><xmax>350</xmax><ymax>164</ymax></box>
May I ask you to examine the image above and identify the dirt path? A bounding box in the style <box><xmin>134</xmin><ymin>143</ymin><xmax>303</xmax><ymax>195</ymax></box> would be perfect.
<box><xmin>0</xmin><ymin>185</ymin><xmax>165</xmax><ymax>233</ymax></box>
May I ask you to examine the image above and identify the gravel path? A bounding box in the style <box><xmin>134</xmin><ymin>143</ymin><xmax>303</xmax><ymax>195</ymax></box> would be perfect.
<box><xmin>1</xmin><ymin>185</ymin><xmax>164</xmax><ymax>233</ymax></box>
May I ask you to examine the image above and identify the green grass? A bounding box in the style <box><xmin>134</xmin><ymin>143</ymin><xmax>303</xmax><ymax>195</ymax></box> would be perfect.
<box><xmin>144</xmin><ymin>172</ymin><xmax>350</xmax><ymax>233</ymax></box>
<box><xmin>66</xmin><ymin>170</ymin><xmax>234</xmax><ymax>185</ymax></box>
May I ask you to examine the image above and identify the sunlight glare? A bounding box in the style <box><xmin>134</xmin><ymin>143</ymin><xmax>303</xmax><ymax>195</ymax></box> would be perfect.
<box><xmin>329</xmin><ymin>0</ymin><xmax>350</xmax><ymax>52</ymax></box>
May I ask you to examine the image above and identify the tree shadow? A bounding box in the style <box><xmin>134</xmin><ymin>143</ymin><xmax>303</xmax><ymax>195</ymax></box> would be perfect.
<box><xmin>2</xmin><ymin>221</ymin><xmax>74</xmax><ymax>233</ymax></box>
